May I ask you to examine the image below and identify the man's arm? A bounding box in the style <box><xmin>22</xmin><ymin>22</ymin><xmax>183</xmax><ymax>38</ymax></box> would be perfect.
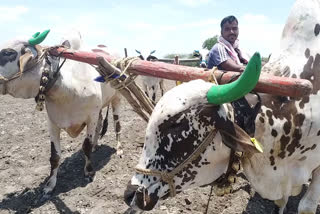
<box><xmin>219</xmin><ymin>59</ymin><xmax>245</xmax><ymax>72</ymax></box>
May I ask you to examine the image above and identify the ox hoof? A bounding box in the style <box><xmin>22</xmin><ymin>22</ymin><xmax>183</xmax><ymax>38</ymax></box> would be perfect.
<box><xmin>92</xmin><ymin>145</ymin><xmax>98</xmax><ymax>152</ymax></box>
<box><xmin>231</xmin><ymin>161</ymin><xmax>241</xmax><ymax>171</ymax></box>
<box><xmin>38</xmin><ymin>191</ymin><xmax>53</xmax><ymax>204</ymax></box>
<box><xmin>85</xmin><ymin>173</ymin><xmax>95</xmax><ymax>183</ymax></box>
<box><xmin>85</xmin><ymin>176</ymin><xmax>94</xmax><ymax>183</ymax></box>
<box><xmin>228</xmin><ymin>175</ymin><xmax>236</xmax><ymax>183</ymax></box>
<box><xmin>224</xmin><ymin>185</ymin><xmax>233</xmax><ymax>194</ymax></box>
<box><xmin>117</xmin><ymin>149</ymin><xmax>124</xmax><ymax>158</ymax></box>
<box><xmin>213</xmin><ymin>187</ymin><xmax>225</xmax><ymax>197</ymax></box>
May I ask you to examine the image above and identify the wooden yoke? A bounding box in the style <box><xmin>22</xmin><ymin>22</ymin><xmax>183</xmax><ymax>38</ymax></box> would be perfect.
<box><xmin>49</xmin><ymin>47</ymin><xmax>313</xmax><ymax>98</ymax></box>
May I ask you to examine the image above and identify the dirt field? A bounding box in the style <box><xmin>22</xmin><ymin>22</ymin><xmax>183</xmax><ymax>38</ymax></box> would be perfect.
<box><xmin>0</xmin><ymin>79</ymin><xmax>318</xmax><ymax>214</ymax></box>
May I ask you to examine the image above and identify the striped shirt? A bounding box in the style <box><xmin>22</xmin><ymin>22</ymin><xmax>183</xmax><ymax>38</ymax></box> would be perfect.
<box><xmin>207</xmin><ymin>43</ymin><xmax>233</xmax><ymax>69</ymax></box>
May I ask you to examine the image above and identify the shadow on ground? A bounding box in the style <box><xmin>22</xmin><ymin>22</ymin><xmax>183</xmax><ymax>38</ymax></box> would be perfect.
<box><xmin>0</xmin><ymin>144</ymin><xmax>115</xmax><ymax>214</ymax></box>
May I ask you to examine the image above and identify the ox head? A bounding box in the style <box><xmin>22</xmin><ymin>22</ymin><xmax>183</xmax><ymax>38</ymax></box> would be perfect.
<box><xmin>60</xmin><ymin>29</ymin><xmax>82</xmax><ymax>50</ymax></box>
<box><xmin>135</xmin><ymin>49</ymin><xmax>158</xmax><ymax>61</ymax></box>
<box><xmin>0</xmin><ymin>30</ymin><xmax>50</xmax><ymax>97</ymax></box>
<box><xmin>125</xmin><ymin>53</ymin><xmax>262</xmax><ymax>211</ymax></box>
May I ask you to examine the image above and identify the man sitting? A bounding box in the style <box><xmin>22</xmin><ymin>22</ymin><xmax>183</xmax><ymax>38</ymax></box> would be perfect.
<box><xmin>207</xmin><ymin>15</ymin><xmax>248</xmax><ymax>72</ymax></box>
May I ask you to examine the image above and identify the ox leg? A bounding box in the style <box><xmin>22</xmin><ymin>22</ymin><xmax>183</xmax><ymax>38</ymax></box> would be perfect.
<box><xmin>298</xmin><ymin>166</ymin><xmax>320</xmax><ymax>214</ymax></box>
<box><xmin>111</xmin><ymin>96</ymin><xmax>122</xmax><ymax>157</ymax></box>
<box><xmin>274</xmin><ymin>197</ymin><xmax>288</xmax><ymax>214</ymax></box>
<box><xmin>151</xmin><ymin>85</ymin><xmax>158</xmax><ymax>103</ymax></box>
<box><xmin>42</xmin><ymin>120</ymin><xmax>61</xmax><ymax>200</ymax></box>
<box><xmin>92</xmin><ymin>110</ymin><xmax>103</xmax><ymax>152</ymax></box>
<box><xmin>159</xmin><ymin>79</ymin><xmax>165</xmax><ymax>97</ymax></box>
<box><xmin>82</xmin><ymin>119</ymin><xmax>98</xmax><ymax>182</ymax></box>
<box><xmin>142</xmin><ymin>83</ymin><xmax>149</xmax><ymax>98</ymax></box>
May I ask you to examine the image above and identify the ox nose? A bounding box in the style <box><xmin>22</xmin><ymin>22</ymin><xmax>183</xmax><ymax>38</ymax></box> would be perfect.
<box><xmin>124</xmin><ymin>182</ymin><xmax>139</xmax><ymax>207</ymax></box>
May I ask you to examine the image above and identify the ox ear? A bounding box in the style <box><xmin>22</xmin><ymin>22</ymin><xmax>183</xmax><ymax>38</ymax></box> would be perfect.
<box><xmin>19</xmin><ymin>49</ymin><xmax>36</xmax><ymax>74</ymax></box>
<box><xmin>219</xmin><ymin>123</ymin><xmax>263</xmax><ymax>153</ymax></box>
<box><xmin>61</xmin><ymin>40</ymin><xmax>71</xmax><ymax>48</ymax></box>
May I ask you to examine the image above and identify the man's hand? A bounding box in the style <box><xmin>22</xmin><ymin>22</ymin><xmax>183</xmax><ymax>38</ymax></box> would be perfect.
<box><xmin>220</xmin><ymin>59</ymin><xmax>245</xmax><ymax>72</ymax></box>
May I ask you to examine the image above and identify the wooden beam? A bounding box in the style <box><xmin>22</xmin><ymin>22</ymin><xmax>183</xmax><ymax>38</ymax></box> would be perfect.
<box><xmin>49</xmin><ymin>47</ymin><xmax>313</xmax><ymax>98</ymax></box>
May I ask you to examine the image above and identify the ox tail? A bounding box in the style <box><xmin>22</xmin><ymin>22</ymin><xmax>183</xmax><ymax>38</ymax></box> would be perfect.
<box><xmin>207</xmin><ymin>52</ymin><xmax>261</xmax><ymax>105</ymax></box>
<box><xmin>100</xmin><ymin>104</ymin><xmax>110</xmax><ymax>139</ymax></box>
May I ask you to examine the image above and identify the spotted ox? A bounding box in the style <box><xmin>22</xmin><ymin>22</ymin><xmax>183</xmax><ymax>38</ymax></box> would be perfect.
<box><xmin>124</xmin><ymin>0</ymin><xmax>320</xmax><ymax>213</ymax></box>
<box><xmin>0</xmin><ymin>30</ymin><xmax>122</xmax><ymax>201</ymax></box>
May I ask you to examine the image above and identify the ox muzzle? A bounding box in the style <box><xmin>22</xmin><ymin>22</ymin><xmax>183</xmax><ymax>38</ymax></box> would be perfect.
<box><xmin>124</xmin><ymin>181</ymin><xmax>164</xmax><ymax>211</ymax></box>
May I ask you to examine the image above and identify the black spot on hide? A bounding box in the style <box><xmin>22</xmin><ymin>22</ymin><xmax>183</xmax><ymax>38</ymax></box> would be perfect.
<box><xmin>314</xmin><ymin>24</ymin><xmax>320</xmax><ymax>36</ymax></box>
<box><xmin>305</xmin><ymin>48</ymin><xmax>310</xmax><ymax>58</ymax></box>
<box><xmin>0</xmin><ymin>48</ymin><xmax>18</xmax><ymax>66</ymax></box>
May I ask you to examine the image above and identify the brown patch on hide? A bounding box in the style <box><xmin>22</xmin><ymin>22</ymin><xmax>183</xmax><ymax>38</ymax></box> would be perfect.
<box><xmin>305</xmin><ymin>48</ymin><xmax>310</xmax><ymax>58</ymax></box>
<box><xmin>300</xmin><ymin>53</ymin><xmax>320</xmax><ymax>94</ymax></box>
<box><xmin>279</xmin><ymin>135</ymin><xmax>291</xmax><ymax>159</ymax></box>
<box><xmin>266</xmin><ymin>110</ymin><xmax>274</xmax><ymax>126</ymax></box>
<box><xmin>64</xmin><ymin>123</ymin><xmax>86</xmax><ymax>138</ymax></box>
<box><xmin>259</xmin><ymin>116</ymin><xmax>265</xmax><ymax>123</ymax></box>
<box><xmin>260</xmin><ymin>85</ymin><xmax>308</xmax><ymax>158</ymax></box>
<box><xmin>283</xmin><ymin>121</ymin><xmax>291</xmax><ymax>135</ymax></box>
<box><xmin>287</xmin><ymin>129</ymin><xmax>302</xmax><ymax>156</ymax></box>
<box><xmin>299</xmin><ymin>96</ymin><xmax>309</xmax><ymax>109</ymax></box>
<box><xmin>294</xmin><ymin>114</ymin><xmax>305</xmax><ymax>127</ymax></box>
<box><xmin>271</xmin><ymin>129</ymin><xmax>278</xmax><ymax>137</ymax></box>
<box><xmin>314</xmin><ymin>24</ymin><xmax>320</xmax><ymax>36</ymax></box>
<box><xmin>317</xmin><ymin>130</ymin><xmax>320</xmax><ymax>136</ymax></box>
<box><xmin>262</xmin><ymin>95</ymin><xmax>297</xmax><ymax>121</ymax></box>
<box><xmin>269</xmin><ymin>155</ymin><xmax>275</xmax><ymax>166</ymax></box>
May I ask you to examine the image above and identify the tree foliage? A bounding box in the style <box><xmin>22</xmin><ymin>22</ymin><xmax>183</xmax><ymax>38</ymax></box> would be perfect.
<box><xmin>202</xmin><ymin>35</ymin><xmax>218</xmax><ymax>50</ymax></box>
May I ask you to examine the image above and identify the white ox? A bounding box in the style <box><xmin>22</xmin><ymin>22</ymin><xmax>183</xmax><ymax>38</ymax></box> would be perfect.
<box><xmin>135</xmin><ymin>50</ymin><xmax>165</xmax><ymax>103</ymax></box>
<box><xmin>124</xmin><ymin>0</ymin><xmax>320</xmax><ymax>213</ymax></box>
<box><xmin>0</xmin><ymin>30</ymin><xmax>122</xmax><ymax>200</ymax></box>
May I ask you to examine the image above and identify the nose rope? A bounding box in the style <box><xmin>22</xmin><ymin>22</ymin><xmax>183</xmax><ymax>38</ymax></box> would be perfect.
<box><xmin>135</xmin><ymin>129</ymin><xmax>218</xmax><ymax>197</ymax></box>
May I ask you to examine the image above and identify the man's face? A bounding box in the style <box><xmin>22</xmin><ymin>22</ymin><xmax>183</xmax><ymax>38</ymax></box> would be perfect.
<box><xmin>221</xmin><ymin>20</ymin><xmax>239</xmax><ymax>44</ymax></box>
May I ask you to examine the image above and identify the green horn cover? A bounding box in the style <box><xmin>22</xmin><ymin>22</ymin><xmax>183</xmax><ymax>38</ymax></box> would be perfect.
<box><xmin>28</xmin><ymin>29</ymin><xmax>50</xmax><ymax>45</ymax></box>
<box><xmin>32</xmin><ymin>32</ymin><xmax>40</xmax><ymax>38</ymax></box>
<box><xmin>206</xmin><ymin>52</ymin><xmax>261</xmax><ymax>105</ymax></box>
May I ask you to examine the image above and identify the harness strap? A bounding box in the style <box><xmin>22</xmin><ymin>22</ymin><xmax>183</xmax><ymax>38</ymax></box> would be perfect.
<box><xmin>35</xmin><ymin>52</ymin><xmax>64</xmax><ymax>111</ymax></box>
<box><xmin>135</xmin><ymin>129</ymin><xmax>218</xmax><ymax>197</ymax></box>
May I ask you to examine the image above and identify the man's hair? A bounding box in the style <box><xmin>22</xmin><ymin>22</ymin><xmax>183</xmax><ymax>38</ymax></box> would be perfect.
<box><xmin>220</xmin><ymin>15</ymin><xmax>238</xmax><ymax>28</ymax></box>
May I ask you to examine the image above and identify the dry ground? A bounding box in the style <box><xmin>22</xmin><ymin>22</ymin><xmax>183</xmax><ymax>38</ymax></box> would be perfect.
<box><xmin>0</xmin><ymin>79</ymin><xmax>317</xmax><ymax>214</ymax></box>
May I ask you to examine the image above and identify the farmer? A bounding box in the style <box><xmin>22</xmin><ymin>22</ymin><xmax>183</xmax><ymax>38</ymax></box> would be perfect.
<box><xmin>207</xmin><ymin>15</ymin><xmax>248</xmax><ymax>72</ymax></box>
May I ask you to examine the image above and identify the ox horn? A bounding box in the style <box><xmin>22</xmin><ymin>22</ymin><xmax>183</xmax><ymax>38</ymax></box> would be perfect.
<box><xmin>207</xmin><ymin>52</ymin><xmax>261</xmax><ymax>104</ymax></box>
<box><xmin>28</xmin><ymin>29</ymin><xmax>50</xmax><ymax>45</ymax></box>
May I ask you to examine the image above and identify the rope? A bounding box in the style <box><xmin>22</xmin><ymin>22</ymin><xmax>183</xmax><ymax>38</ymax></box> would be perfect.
<box><xmin>135</xmin><ymin>129</ymin><xmax>218</xmax><ymax>197</ymax></box>
<box><xmin>209</xmin><ymin>67</ymin><xmax>219</xmax><ymax>84</ymax></box>
<box><xmin>98</xmin><ymin>57</ymin><xmax>140</xmax><ymax>91</ymax></box>
<box><xmin>205</xmin><ymin>185</ymin><xmax>214</xmax><ymax>214</ymax></box>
